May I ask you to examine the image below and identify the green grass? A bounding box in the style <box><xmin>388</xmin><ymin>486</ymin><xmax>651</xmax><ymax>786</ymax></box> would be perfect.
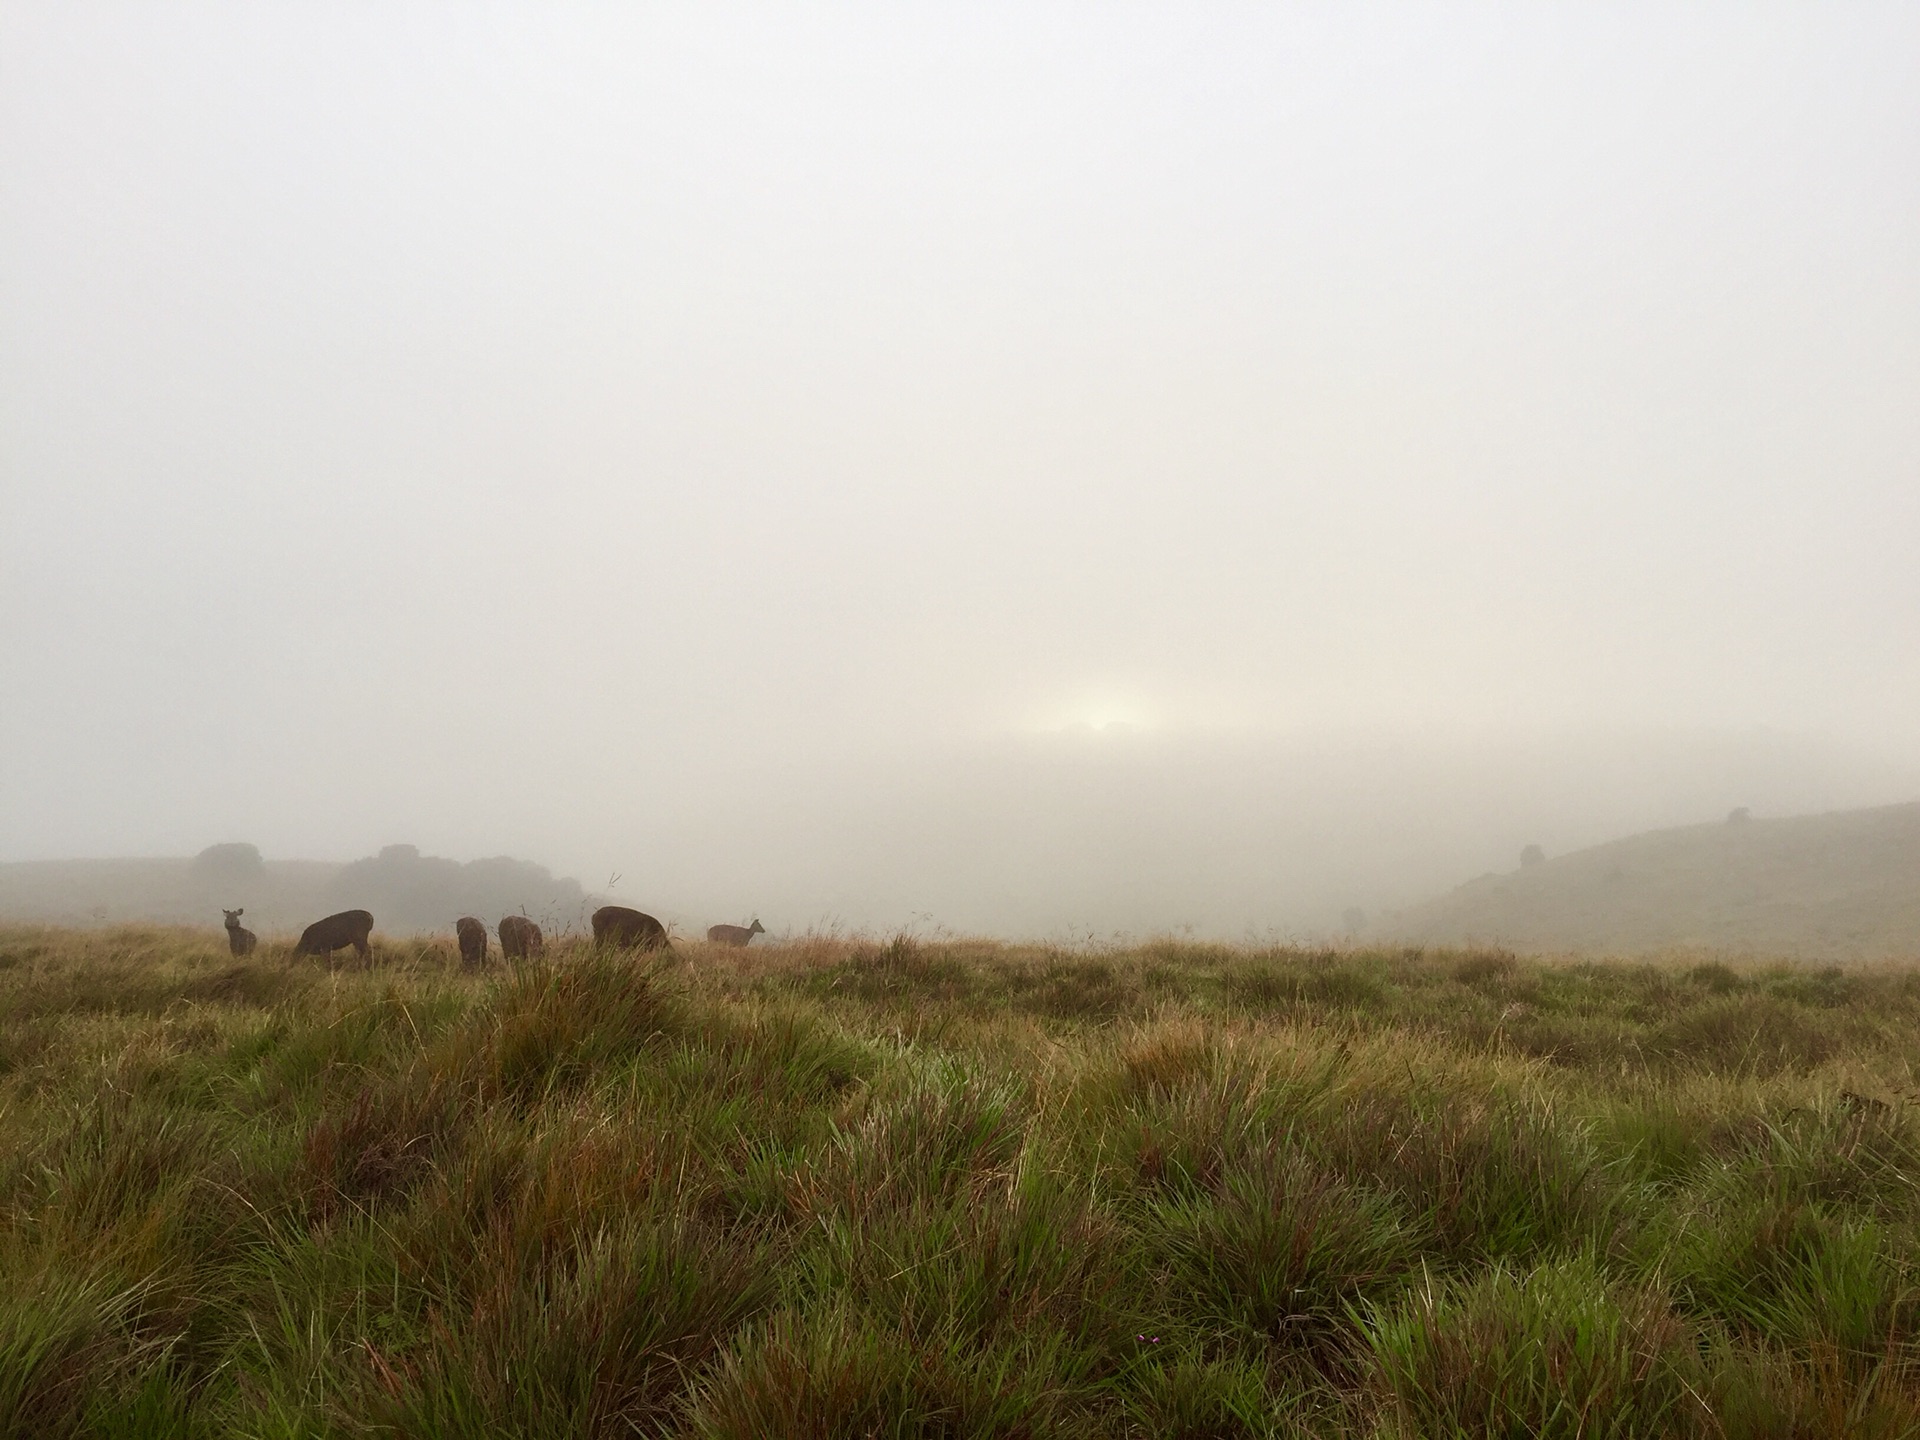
<box><xmin>5</xmin><ymin>924</ymin><xmax>1920</xmax><ymax>1436</ymax></box>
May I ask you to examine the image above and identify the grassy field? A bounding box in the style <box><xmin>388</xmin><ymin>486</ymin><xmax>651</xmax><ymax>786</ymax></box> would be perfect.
<box><xmin>5</xmin><ymin>927</ymin><xmax>1920</xmax><ymax>1437</ymax></box>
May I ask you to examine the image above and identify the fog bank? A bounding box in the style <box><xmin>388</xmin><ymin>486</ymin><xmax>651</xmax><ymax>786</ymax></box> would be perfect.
<box><xmin>4</xmin><ymin>5</ymin><xmax>1916</xmax><ymax>932</ymax></box>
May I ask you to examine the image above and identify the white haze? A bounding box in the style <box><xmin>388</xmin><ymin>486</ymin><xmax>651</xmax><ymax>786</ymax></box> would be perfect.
<box><xmin>3</xmin><ymin>4</ymin><xmax>1918</xmax><ymax>937</ymax></box>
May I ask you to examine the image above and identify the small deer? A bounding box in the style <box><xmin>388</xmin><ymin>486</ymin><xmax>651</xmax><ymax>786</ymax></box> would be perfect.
<box><xmin>706</xmin><ymin>918</ymin><xmax>765</xmax><ymax>948</ymax></box>
<box><xmin>593</xmin><ymin>905</ymin><xmax>669</xmax><ymax>952</ymax></box>
<box><xmin>498</xmin><ymin>914</ymin><xmax>544</xmax><ymax>960</ymax></box>
<box><xmin>293</xmin><ymin>909</ymin><xmax>374</xmax><ymax>964</ymax></box>
<box><xmin>455</xmin><ymin>916</ymin><xmax>488</xmax><ymax>968</ymax></box>
<box><xmin>222</xmin><ymin>908</ymin><xmax>257</xmax><ymax>956</ymax></box>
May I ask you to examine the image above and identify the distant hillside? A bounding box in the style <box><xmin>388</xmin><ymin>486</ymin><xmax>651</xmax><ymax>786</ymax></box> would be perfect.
<box><xmin>0</xmin><ymin>843</ymin><xmax>600</xmax><ymax>937</ymax></box>
<box><xmin>1392</xmin><ymin>801</ymin><xmax>1920</xmax><ymax>958</ymax></box>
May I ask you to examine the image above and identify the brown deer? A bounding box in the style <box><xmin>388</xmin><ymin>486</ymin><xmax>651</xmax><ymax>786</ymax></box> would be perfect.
<box><xmin>498</xmin><ymin>914</ymin><xmax>544</xmax><ymax>960</ymax></box>
<box><xmin>455</xmin><ymin>916</ymin><xmax>488</xmax><ymax>968</ymax></box>
<box><xmin>293</xmin><ymin>909</ymin><xmax>373</xmax><ymax>963</ymax></box>
<box><xmin>592</xmin><ymin>905</ymin><xmax>669</xmax><ymax>951</ymax></box>
<box><xmin>222</xmin><ymin>908</ymin><xmax>257</xmax><ymax>956</ymax></box>
<box><xmin>706</xmin><ymin>918</ymin><xmax>765</xmax><ymax>947</ymax></box>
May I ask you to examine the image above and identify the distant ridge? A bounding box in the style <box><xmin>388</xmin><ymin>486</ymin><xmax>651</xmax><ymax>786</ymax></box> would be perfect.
<box><xmin>0</xmin><ymin>843</ymin><xmax>601</xmax><ymax>937</ymax></box>
<box><xmin>1393</xmin><ymin>801</ymin><xmax>1920</xmax><ymax>959</ymax></box>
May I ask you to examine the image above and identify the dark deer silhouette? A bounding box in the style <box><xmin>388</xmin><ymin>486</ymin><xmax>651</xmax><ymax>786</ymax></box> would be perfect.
<box><xmin>593</xmin><ymin>905</ymin><xmax>669</xmax><ymax>951</ymax></box>
<box><xmin>706</xmin><ymin>918</ymin><xmax>765</xmax><ymax>947</ymax></box>
<box><xmin>293</xmin><ymin>909</ymin><xmax>373</xmax><ymax>963</ymax></box>
<box><xmin>498</xmin><ymin>914</ymin><xmax>544</xmax><ymax>960</ymax></box>
<box><xmin>222</xmin><ymin>908</ymin><xmax>257</xmax><ymax>956</ymax></box>
<box><xmin>455</xmin><ymin>916</ymin><xmax>488</xmax><ymax>968</ymax></box>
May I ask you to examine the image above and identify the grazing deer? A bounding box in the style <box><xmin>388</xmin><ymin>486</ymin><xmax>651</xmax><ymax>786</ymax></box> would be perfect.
<box><xmin>455</xmin><ymin>916</ymin><xmax>488</xmax><ymax>968</ymax></box>
<box><xmin>293</xmin><ymin>909</ymin><xmax>373</xmax><ymax>963</ymax></box>
<box><xmin>498</xmin><ymin>914</ymin><xmax>544</xmax><ymax>960</ymax></box>
<box><xmin>706</xmin><ymin>918</ymin><xmax>765</xmax><ymax>948</ymax></box>
<box><xmin>592</xmin><ymin>905</ymin><xmax>669</xmax><ymax>952</ymax></box>
<box><xmin>222</xmin><ymin>908</ymin><xmax>258</xmax><ymax>956</ymax></box>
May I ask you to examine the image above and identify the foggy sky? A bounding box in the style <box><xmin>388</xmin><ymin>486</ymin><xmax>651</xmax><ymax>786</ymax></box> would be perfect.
<box><xmin>4</xmin><ymin>4</ymin><xmax>1918</xmax><ymax>935</ymax></box>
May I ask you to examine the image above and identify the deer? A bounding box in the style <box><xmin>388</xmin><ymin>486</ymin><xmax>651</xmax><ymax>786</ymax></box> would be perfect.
<box><xmin>222</xmin><ymin>908</ymin><xmax>258</xmax><ymax>956</ymax></box>
<box><xmin>592</xmin><ymin>905</ymin><xmax>669</xmax><ymax>952</ymax></box>
<box><xmin>455</xmin><ymin>916</ymin><xmax>488</xmax><ymax>968</ymax></box>
<box><xmin>706</xmin><ymin>918</ymin><xmax>765</xmax><ymax>948</ymax></box>
<box><xmin>293</xmin><ymin>909</ymin><xmax>374</xmax><ymax>964</ymax></box>
<box><xmin>498</xmin><ymin>914</ymin><xmax>544</xmax><ymax>960</ymax></box>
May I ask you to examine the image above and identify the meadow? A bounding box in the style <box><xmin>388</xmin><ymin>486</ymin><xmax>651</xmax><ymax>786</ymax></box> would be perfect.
<box><xmin>4</xmin><ymin>925</ymin><xmax>1920</xmax><ymax>1437</ymax></box>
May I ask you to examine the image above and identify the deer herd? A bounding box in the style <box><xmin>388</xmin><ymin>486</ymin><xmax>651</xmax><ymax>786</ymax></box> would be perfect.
<box><xmin>220</xmin><ymin>904</ymin><xmax>764</xmax><ymax>965</ymax></box>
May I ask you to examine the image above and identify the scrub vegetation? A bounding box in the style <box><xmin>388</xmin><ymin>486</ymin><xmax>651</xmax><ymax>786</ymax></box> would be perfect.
<box><xmin>5</xmin><ymin>924</ymin><xmax>1920</xmax><ymax>1437</ymax></box>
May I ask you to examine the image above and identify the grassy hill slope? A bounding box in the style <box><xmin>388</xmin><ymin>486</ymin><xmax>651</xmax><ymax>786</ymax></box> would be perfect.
<box><xmin>5</xmin><ymin>924</ymin><xmax>1920</xmax><ymax>1435</ymax></box>
<box><xmin>1394</xmin><ymin>801</ymin><xmax>1920</xmax><ymax>958</ymax></box>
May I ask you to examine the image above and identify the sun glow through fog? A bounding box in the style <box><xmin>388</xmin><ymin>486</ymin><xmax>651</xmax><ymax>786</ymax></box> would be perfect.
<box><xmin>1027</xmin><ymin>694</ymin><xmax>1157</xmax><ymax>735</ymax></box>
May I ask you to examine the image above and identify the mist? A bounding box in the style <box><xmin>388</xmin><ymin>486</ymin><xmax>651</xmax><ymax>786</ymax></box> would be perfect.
<box><xmin>4</xmin><ymin>4</ymin><xmax>1918</xmax><ymax>938</ymax></box>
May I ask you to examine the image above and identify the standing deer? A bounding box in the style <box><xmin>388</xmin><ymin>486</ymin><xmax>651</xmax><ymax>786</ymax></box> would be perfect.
<box><xmin>293</xmin><ymin>909</ymin><xmax>374</xmax><ymax>964</ymax></box>
<box><xmin>222</xmin><ymin>908</ymin><xmax>258</xmax><ymax>956</ymax></box>
<box><xmin>455</xmin><ymin>916</ymin><xmax>488</xmax><ymax>968</ymax></box>
<box><xmin>593</xmin><ymin>905</ymin><xmax>669</xmax><ymax>951</ymax></box>
<box><xmin>706</xmin><ymin>918</ymin><xmax>765</xmax><ymax>947</ymax></box>
<box><xmin>498</xmin><ymin>914</ymin><xmax>544</xmax><ymax>960</ymax></box>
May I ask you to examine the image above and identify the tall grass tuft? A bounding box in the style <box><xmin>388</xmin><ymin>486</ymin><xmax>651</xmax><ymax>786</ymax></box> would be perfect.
<box><xmin>1143</xmin><ymin>1149</ymin><xmax>1410</xmax><ymax>1355</ymax></box>
<box><xmin>1363</xmin><ymin>1255</ymin><xmax>1703</xmax><ymax>1439</ymax></box>
<box><xmin>444</xmin><ymin>951</ymin><xmax>680</xmax><ymax>1103</ymax></box>
<box><xmin>362</xmin><ymin>1213</ymin><xmax>778</xmax><ymax>1439</ymax></box>
<box><xmin>0</xmin><ymin>1266</ymin><xmax>159</xmax><ymax>1439</ymax></box>
<box><xmin>684</xmin><ymin>1302</ymin><xmax>1079</xmax><ymax>1440</ymax></box>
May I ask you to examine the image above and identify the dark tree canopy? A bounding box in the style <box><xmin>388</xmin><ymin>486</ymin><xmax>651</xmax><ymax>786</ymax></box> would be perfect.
<box><xmin>192</xmin><ymin>842</ymin><xmax>264</xmax><ymax>882</ymax></box>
